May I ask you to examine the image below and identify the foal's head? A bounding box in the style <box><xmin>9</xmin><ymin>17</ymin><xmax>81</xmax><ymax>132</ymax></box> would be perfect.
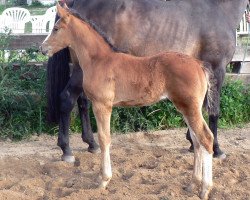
<box><xmin>41</xmin><ymin>3</ymin><xmax>75</xmax><ymax>57</ymax></box>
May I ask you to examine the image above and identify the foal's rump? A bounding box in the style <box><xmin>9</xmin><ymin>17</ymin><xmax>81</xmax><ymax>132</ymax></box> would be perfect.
<box><xmin>159</xmin><ymin>52</ymin><xmax>209</xmax><ymax>107</ymax></box>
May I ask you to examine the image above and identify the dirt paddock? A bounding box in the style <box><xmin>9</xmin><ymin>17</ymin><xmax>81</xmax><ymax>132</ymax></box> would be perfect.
<box><xmin>0</xmin><ymin>125</ymin><xmax>249</xmax><ymax>200</ymax></box>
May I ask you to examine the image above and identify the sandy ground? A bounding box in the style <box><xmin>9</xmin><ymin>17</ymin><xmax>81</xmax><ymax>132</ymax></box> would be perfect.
<box><xmin>0</xmin><ymin>125</ymin><xmax>249</xmax><ymax>200</ymax></box>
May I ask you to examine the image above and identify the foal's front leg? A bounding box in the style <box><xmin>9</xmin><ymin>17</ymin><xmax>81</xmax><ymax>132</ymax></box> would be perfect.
<box><xmin>92</xmin><ymin>102</ymin><xmax>112</xmax><ymax>188</ymax></box>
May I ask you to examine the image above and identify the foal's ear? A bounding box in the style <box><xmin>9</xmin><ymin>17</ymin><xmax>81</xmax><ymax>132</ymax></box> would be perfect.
<box><xmin>63</xmin><ymin>3</ymin><xmax>69</xmax><ymax>10</ymax></box>
<box><xmin>57</xmin><ymin>2</ymin><xmax>69</xmax><ymax>21</ymax></box>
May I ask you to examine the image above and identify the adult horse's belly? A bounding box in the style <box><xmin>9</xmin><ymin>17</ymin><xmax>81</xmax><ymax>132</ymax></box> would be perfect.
<box><xmin>109</xmin><ymin>5</ymin><xmax>202</xmax><ymax>58</ymax></box>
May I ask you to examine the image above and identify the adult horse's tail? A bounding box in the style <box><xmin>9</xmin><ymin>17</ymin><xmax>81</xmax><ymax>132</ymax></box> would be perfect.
<box><xmin>202</xmin><ymin>62</ymin><xmax>218</xmax><ymax>116</ymax></box>
<box><xmin>46</xmin><ymin>0</ymin><xmax>75</xmax><ymax>124</ymax></box>
<box><xmin>46</xmin><ymin>48</ymin><xmax>70</xmax><ymax>123</ymax></box>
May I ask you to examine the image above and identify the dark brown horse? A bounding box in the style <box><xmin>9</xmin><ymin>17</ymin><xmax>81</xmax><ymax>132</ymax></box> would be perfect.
<box><xmin>46</xmin><ymin>0</ymin><xmax>248</xmax><ymax>162</ymax></box>
<box><xmin>41</xmin><ymin>4</ymin><xmax>215</xmax><ymax>199</ymax></box>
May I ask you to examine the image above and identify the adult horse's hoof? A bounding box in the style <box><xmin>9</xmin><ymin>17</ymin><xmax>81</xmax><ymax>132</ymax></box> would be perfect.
<box><xmin>188</xmin><ymin>144</ymin><xmax>194</xmax><ymax>153</ymax></box>
<box><xmin>213</xmin><ymin>149</ymin><xmax>226</xmax><ymax>160</ymax></box>
<box><xmin>61</xmin><ymin>155</ymin><xmax>75</xmax><ymax>163</ymax></box>
<box><xmin>88</xmin><ymin>145</ymin><xmax>100</xmax><ymax>154</ymax></box>
<box><xmin>82</xmin><ymin>138</ymin><xmax>100</xmax><ymax>153</ymax></box>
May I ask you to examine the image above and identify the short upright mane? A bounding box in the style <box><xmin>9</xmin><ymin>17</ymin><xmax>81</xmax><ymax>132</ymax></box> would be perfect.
<box><xmin>67</xmin><ymin>8</ymin><xmax>120</xmax><ymax>52</ymax></box>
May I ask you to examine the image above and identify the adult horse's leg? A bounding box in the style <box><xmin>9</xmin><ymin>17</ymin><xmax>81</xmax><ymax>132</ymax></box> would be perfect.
<box><xmin>186</xmin><ymin>64</ymin><xmax>226</xmax><ymax>159</ymax></box>
<box><xmin>70</xmin><ymin>49</ymin><xmax>99</xmax><ymax>153</ymax></box>
<box><xmin>58</xmin><ymin>76</ymin><xmax>81</xmax><ymax>162</ymax></box>
<box><xmin>58</xmin><ymin>65</ymin><xmax>98</xmax><ymax>162</ymax></box>
<box><xmin>208</xmin><ymin>65</ymin><xmax>226</xmax><ymax>159</ymax></box>
<box><xmin>77</xmin><ymin>92</ymin><xmax>99</xmax><ymax>153</ymax></box>
<box><xmin>186</xmin><ymin>129</ymin><xmax>194</xmax><ymax>152</ymax></box>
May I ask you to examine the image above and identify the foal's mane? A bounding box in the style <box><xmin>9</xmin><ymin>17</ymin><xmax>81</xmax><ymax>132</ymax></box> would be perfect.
<box><xmin>67</xmin><ymin>8</ymin><xmax>120</xmax><ymax>52</ymax></box>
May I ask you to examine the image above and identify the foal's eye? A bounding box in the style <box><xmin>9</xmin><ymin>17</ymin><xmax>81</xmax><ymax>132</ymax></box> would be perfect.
<box><xmin>53</xmin><ymin>27</ymin><xmax>59</xmax><ymax>32</ymax></box>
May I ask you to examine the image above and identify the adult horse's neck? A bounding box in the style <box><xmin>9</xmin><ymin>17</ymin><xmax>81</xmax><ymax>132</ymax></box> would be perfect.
<box><xmin>217</xmin><ymin>0</ymin><xmax>248</xmax><ymax>29</ymax></box>
<box><xmin>69</xmin><ymin>17</ymin><xmax>113</xmax><ymax>68</ymax></box>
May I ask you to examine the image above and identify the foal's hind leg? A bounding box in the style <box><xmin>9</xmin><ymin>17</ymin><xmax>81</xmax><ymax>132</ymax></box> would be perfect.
<box><xmin>185</xmin><ymin>114</ymin><xmax>213</xmax><ymax>200</ymax></box>
<box><xmin>185</xmin><ymin>129</ymin><xmax>202</xmax><ymax>193</ymax></box>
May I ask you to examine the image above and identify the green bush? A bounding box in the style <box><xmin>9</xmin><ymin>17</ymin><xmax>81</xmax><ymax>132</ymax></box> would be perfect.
<box><xmin>109</xmin><ymin>101</ymin><xmax>184</xmax><ymax>133</ymax></box>
<box><xmin>30</xmin><ymin>1</ymin><xmax>44</xmax><ymax>7</ymax></box>
<box><xmin>0</xmin><ymin>31</ymin><xmax>48</xmax><ymax>140</ymax></box>
<box><xmin>0</xmin><ymin>63</ymin><xmax>47</xmax><ymax>139</ymax></box>
<box><xmin>220</xmin><ymin>79</ymin><xmax>250</xmax><ymax>127</ymax></box>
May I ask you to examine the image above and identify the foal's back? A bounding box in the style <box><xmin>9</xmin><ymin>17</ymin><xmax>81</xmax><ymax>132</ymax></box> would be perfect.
<box><xmin>111</xmin><ymin>52</ymin><xmax>207</xmax><ymax>108</ymax></box>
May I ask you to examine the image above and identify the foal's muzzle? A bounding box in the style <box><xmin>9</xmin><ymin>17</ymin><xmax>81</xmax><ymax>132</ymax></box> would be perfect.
<box><xmin>39</xmin><ymin>45</ymin><xmax>48</xmax><ymax>56</ymax></box>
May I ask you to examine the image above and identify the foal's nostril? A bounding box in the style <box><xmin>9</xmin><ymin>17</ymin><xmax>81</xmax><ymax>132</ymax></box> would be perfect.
<box><xmin>39</xmin><ymin>46</ymin><xmax>48</xmax><ymax>55</ymax></box>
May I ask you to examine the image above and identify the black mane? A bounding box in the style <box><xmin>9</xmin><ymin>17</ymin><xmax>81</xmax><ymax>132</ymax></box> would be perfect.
<box><xmin>67</xmin><ymin>8</ymin><xmax>120</xmax><ymax>52</ymax></box>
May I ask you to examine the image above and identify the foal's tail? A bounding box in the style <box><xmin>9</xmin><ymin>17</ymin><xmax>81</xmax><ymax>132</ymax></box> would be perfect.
<box><xmin>202</xmin><ymin>62</ymin><xmax>218</xmax><ymax>116</ymax></box>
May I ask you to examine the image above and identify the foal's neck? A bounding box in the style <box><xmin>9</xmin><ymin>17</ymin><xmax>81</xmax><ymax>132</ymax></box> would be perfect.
<box><xmin>69</xmin><ymin>17</ymin><xmax>114</xmax><ymax>67</ymax></box>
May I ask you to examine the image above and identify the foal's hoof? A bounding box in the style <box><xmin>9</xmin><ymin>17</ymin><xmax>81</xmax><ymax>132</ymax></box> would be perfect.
<box><xmin>88</xmin><ymin>145</ymin><xmax>100</xmax><ymax>154</ymax></box>
<box><xmin>98</xmin><ymin>179</ymin><xmax>111</xmax><ymax>189</ymax></box>
<box><xmin>61</xmin><ymin>155</ymin><xmax>75</xmax><ymax>163</ymax></box>
<box><xmin>213</xmin><ymin>149</ymin><xmax>226</xmax><ymax>160</ymax></box>
<box><xmin>199</xmin><ymin>190</ymin><xmax>210</xmax><ymax>200</ymax></box>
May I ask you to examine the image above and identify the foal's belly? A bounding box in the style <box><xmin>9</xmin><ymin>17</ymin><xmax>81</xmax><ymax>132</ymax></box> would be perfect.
<box><xmin>114</xmin><ymin>99</ymin><xmax>160</xmax><ymax>107</ymax></box>
<box><xmin>113</xmin><ymin>90</ymin><xmax>168</xmax><ymax>107</ymax></box>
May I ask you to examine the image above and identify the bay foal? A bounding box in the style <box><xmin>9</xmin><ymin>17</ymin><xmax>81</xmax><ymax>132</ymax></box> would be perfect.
<box><xmin>41</xmin><ymin>4</ymin><xmax>214</xmax><ymax>199</ymax></box>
